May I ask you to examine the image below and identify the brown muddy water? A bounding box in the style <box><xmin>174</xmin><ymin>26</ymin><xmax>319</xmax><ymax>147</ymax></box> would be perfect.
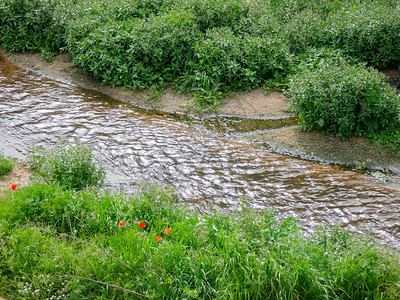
<box><xmin>1</xmin><ymin>55</ymin><xmax>400</xmax><ymax>250</ymax></box>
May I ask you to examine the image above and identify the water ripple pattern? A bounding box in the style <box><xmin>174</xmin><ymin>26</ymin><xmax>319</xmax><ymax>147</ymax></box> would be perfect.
<box><xmin>1</xmin><ymin>59</ymin><xmax>399</xmax><ymax>249</ymax></box>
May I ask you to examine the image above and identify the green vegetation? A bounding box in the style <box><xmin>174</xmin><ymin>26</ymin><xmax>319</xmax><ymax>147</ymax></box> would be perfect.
<box><xmin>290</xmin><ymin>59</ymin><xmax>400</xmax><ymax>138</ymax></box>
<box><xmin>0</xmin><ymin>144</ymin><xmax>399</xmax><ymax>299</ymax></box>
<box><xmin>0</xmin><ymin>154</ymin><xmax>13</xmax><ymax>178</ymax></box>
<box><xmin>1</xmin><ymin>181</ymin><xmax>399</xmax><ymax>299</ymax></box>
<box><xmin>28</xmin><ymin>141</ymin><xmax>105</xmax><ymax>190</ymax></box>
<box><xmin>1</xmin><ymin>0</ymin><xmax>399</xmax><ymax>94</ymax></box>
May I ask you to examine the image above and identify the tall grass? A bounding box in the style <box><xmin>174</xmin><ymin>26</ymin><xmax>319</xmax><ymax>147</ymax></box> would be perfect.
<box><xmin>0</xmin><ymin>154</ymin><xmax>13</xmax><ymax>178</ymax></box>
<box><xmin>28</xmin><ymin>141</ymin><xmax>105</xmax><ymax>190</ymax></box>
<box><xmin>0</xmin><ymin>182</ymin><xmax>399</xmax><ymax>299</ymax></box>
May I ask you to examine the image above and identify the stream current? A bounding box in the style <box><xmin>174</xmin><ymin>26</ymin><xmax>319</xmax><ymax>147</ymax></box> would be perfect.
<box><xmin>1</xmin><ymin>55</ymin><xmax>399</xmax><ymax>250</ymax></box>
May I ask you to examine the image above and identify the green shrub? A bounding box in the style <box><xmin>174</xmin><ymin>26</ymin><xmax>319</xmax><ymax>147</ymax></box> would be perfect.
<box><xmin>282</xmin><ymin>3</ymin><xmax>400</xmax><ymax>68</ymax></box>
<box><xmin>322</xmin><ymin>3</ymin><xmax>400</xmax><ymax>68</ymax></box>
<box><xmin>234</xmin><ymin>1</ymin><xmax>280</xmax><ymax>36</ymax></box>
<box><xmin>0</xmin><ymin>155</ymin><xmax>13</xmax><ymax>178</ymax></box>
<box><xmin>282</xmin><ymin>10</ymin><xmax>323</xmax><ymax>55</ymax></box>
<box><xmin>0</xmin><ymin>0</ymin><xmax>68</xmax><ymax>55</ymax></box>
<box><xmin>176</xmin><ymin>0</ymin><xmax>249</xmax><ymax>33</ymax></box>
<box><xmin>73</xmin><ymin>10</ymin><xmax>200</xmax><ymax>89</ymax></box>
<box><xmin>177</xmin><ymin>28</ymin><xmax>292</xmax><ymax>106</ymax></box>
<box><xmin>28</xmin><ymin>141</ymin><xmax>105</xmax><ymax>189</ymax></box>
<box><xmin>64</xmin><ymin>0</ymin><xmax>176</xmax><ymax>55</ymax></box>
<box><xmin>294</xmin><ymin>47</ymin><xmax>359</xmax><ymax>73</ymax></box>
<box><xmin>289</xmin><ymin>60</ymin><xmax>400</xmax><ymax>137</ymax></box>
<box><xmin>0</xmin><ymin>183</ymin><xmax>399</xmax><ymax>299</ymax></box>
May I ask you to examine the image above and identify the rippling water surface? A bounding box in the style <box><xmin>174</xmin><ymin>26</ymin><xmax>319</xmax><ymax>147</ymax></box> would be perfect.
<box><xmin>1</xmin><ymin>55</ymin><xmax>399</xmax><ymax>249</ymax></box>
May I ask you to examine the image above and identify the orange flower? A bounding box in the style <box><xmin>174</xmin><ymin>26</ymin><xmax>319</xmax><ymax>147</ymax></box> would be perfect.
<box><xmin>118</xmin><ymin>221</ymin><xmax>125</xmax><ymax>227</ymax></box>
<box><xmin>10</xmin><ymin>184</ymin><xmax>17</xmax><ymax>190</ymax></box>
<box><xmin>164</xmin><ymin>228</ymin><xmax>171</xmax><ymax>233</ymax></box>
<box><xmin>139</xmin><ymin>222</ymin><xmax>146</xmax><ymax>229</ymax></box>
<box><xmin>156</xmin><ymin>236</ymin><xmax>162</xmax><ymax>241</ymax></box>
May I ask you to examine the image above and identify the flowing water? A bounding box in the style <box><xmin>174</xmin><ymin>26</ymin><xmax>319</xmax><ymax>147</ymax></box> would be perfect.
<box><xmin>1</xmin><ymin>55</ymin><xmax>399</xmax><ymax>249</ymax></box>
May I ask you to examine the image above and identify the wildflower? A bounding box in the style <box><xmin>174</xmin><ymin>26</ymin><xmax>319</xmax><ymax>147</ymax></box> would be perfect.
<box><xmin>156</xmin><ymin>236</ymin><xmax>162</xmax><ymax>241</ymax></box>
<box><xmin>164</xmin><ymin>228</ymin><xmax>171</xmax><ymax>233</ymax></box>
<box><xmin>139</xmin><ymin>222</ymin><xmax>146</xmax><ymax>229</ymax></box>
<box><xmin>118</xmin><ymin>221</ymin><xmax>125</xmax><ymax>227</ymax></box>
<box><xmin>11</xmin><ymin>184</ymin><xmax>17</xmax><ymax>190</ymax></box>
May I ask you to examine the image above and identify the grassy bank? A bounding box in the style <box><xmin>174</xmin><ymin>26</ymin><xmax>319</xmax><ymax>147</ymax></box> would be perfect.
<box><xmin>1</xmin><ymin>182</ymin><xmax>400</xmax><ymax>299</ymax></box>
<box><xmin>1</xmin><ymin>144</ymin><xmax>400</xmax><ymax>299</ymax></box>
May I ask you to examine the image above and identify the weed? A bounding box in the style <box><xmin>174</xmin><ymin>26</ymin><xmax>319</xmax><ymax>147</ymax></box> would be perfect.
<box><xmin>0</xmin><ymin>154</ymin><xmax>13</xmax><ymax>178</ymax></box>
<box><xmin>0</xmin><ymin>183</ymin><xmax>399</xmax><ymax>299</ymax></box>
<box><xmin>28</xmin><ymin>140</ymin><xmax>105</xmax><ymax>190</ymax></box>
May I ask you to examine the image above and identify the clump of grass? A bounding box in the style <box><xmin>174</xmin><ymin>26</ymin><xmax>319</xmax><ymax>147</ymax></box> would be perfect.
<box><xmin>27</xmin><ymin>141</ymin><xmax>105</xmax><ymax>190</ymax></box>
<box><xmin>0</xmin><ymin>182</ymin><xmax>399</xmax><ymax>299</ymax></box>
<box><xmin>0</xmin><ymin>154</ymin><xmax>13</xmax><ymax>178</ymax></box>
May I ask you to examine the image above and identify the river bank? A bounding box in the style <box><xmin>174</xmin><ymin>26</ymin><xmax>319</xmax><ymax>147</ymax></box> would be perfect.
<box><xmin>2</xmin><ymin>48</ymin><xmax>400</xmax><ymax>185</ymax></box>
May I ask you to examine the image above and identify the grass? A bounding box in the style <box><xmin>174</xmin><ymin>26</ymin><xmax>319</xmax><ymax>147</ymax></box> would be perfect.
<box><xmin>0</xmin><ymin>182</ymin><xmax>399</xmax><ymax>299</ymax></box>
<box><xmin>27</xmin><ymin>141</ymin><xmax>105</xmax><ymax>190</ymax></box>
<box><xmin>0</xmin><ymin>142</ymin><xmax>399</xmax><ymax>298</ymax></box>
<box><xmin>0</xmin><ymin>154</ymin><xmax>13</xmax><ymax>179</ymax></box>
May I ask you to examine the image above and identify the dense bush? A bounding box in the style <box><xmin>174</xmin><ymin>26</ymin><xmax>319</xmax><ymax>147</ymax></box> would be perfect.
<box><xmin>290</xmin><ymin>60</ymin><xmax>400</xmax><ymax>137</ymax></box>
<box><xmin>324</xmin><ymin>4</ymin><xmax>400</xmax><ymax>68</ymax></box>
<box><xmin>0</xmin><ymin>0</ymin><xmax>68</xmax><ymax>57</ymax></box>
<box><xmin>1</xmin><ymin>183</ymin><xmax>399</xmax><ymax>299</ymax></box>
<box><xmin>282</xmin><ymin>3</ymin><xmax>400</xmax><ymax>68</ymax></box>
<box><xmin>282</xmin><ymin>10</ymin><xmax>323</xmax><ymax>55</ymax></box>
<box><xmin>1</xmin><ymin>0</ymin><xmax>400</xmax><ymax>111</ymax></box>
<box><xmin>176</xmin><ymin>0</ymin><xmax>248</xmax><ymax>32</ymax></box>
<box><xmin>177</xmin><ymin>28</ymin><xmax>292</xmax><ymax>106</ymax></box>
<box><xmin>28</xmin><ymin>141</ymin><xmax>105</xmax><ymax>189</ymax></box>
<box><xmin>64</xmin><ymin>0</ymin><xmax>176</xmax><ymax>55</ymax></box>
<box><xmin>234</xmin><ymin>1</ymin><xmax>280</xmax><ymax>36</ymax></box>
<box><xmin>74</xmin><ymin>10</ymin><xmax>200</xmax><ymax>89</ymax></box>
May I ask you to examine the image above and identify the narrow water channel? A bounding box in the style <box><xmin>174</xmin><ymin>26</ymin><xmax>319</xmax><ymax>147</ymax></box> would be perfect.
<box><xmin>1</xmin><ymin>55</ymin><xmax>399</xmax><ymax>250</ymax></box>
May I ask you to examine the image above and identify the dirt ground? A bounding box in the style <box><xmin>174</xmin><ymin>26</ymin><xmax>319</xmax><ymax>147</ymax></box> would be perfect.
<box><xmin>1</xmin><ymin>47</ymin><xmax>400</xmax><ymax>186</ymax></box>
<box><xmin>0</xmin><ymin>160</ymin><xmax>32</xmax><ymax>192</ymax></box>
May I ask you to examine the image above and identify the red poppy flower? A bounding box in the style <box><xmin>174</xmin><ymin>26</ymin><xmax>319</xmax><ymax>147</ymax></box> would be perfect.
<box><xmin>118</xmin><ymin>221</ymin><xmax>125</xmax><ymax>227</ymax></box>
<box><xmin>11</xmin><ymin>184</ymin><xmax>17</xmax><ymax>190</ymax></box>
<box><xmin>139</xmin><ymin>222</ymin><xmax>146</xmax><ymax>229</ymax></box>
<box><xmin>156</xmin><ymin>236</ymin><xmax>162</xmax><ymax>241</ymax></box>
<box><xmin>164</xmin><ymin>228</ymin><xmax>171</xmax><ymax>233</ymax></box>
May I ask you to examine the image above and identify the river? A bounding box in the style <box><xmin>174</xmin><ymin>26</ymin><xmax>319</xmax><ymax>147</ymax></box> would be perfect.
<box><xmin>1</xmin><ymin>54</ymin><xmax>399</xmax><ymax>250</ymax></box>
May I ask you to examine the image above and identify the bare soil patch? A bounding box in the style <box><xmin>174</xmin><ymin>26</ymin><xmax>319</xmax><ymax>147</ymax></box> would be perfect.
<box><xmin>0</xmin><ymin>160</ymin><xmax>31</xmax><ymax>192</ymax></box>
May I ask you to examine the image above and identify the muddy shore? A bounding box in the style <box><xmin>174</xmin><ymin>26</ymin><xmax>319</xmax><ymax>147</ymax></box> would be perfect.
<box><xmin>1</xmin><ymin>47</ymin><xmax>400</xmax><ymax>186</ymax></box>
